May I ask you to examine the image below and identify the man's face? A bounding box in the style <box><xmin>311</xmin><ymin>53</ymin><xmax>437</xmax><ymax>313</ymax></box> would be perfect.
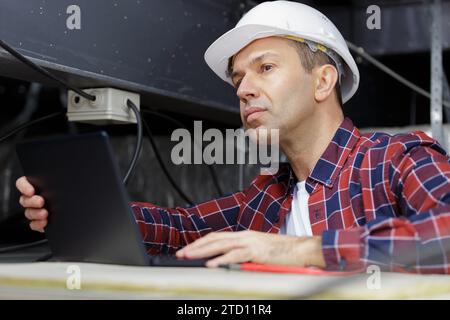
<box><xmin>231</xmin><ymin>37</ymin><xmax>316</xmax><ymax>142</ymax></box>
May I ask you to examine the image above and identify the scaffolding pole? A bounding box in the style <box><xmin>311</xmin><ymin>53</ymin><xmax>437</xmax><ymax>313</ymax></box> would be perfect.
<box><xmin>430</xmin><ymin>0</ymin><xmax>446</xmax><ymax>150</ymax></box>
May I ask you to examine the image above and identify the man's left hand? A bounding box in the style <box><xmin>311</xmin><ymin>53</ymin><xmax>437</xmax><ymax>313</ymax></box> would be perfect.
<box><xmin>176</xmin><ymin>230</ymin><xmax>326</xmax><ymax>268</ymax></box>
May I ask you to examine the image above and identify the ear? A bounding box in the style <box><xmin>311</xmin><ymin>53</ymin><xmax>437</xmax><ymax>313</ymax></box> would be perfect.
<box><xmin>313</xmin><ymin>64</ymin><xmax>338</xmax><ymax>103</ymax></box>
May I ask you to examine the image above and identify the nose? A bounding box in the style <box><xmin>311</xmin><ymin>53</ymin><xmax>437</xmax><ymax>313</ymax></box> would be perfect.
<box><xmin>236</xmin><ymin>74</ymin><xmax>260</xmax><ymax>104</ymax></box>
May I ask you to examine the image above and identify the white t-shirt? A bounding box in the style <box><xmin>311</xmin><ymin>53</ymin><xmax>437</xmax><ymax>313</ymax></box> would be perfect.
<box><xmin>278</xmin><ymin>181</ymin><xmax>313</xmax><ymax>237</ymax></box>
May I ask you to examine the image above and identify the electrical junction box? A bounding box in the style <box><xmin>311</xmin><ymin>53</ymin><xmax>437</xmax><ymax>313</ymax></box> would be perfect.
<box><xmin>67</xmin><ymin>88</ymin><xmax>140</xmax><ymax>125</ymax></box>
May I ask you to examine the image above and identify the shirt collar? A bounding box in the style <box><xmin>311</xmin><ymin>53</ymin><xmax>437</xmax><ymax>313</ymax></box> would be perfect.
<box><xmin>307</xmin><ymin>117</ymin><xmax>360</xmax><ymax>189</ymax></box>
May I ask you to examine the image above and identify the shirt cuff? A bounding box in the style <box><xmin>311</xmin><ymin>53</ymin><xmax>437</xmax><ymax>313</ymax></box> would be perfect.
<box><xmin>321</xmin><ymin>227</ymin><xmax>365</xmax><ymax>271</ymax></box>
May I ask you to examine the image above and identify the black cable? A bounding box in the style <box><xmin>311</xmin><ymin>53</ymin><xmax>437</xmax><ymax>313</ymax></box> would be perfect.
<box><xmin>0</xmin><ymin>83</ymin><xmax>42</xmax><ymax>176</ymax></box>
<box><xmin>0</xmin><ymin>239</ymin><xmax>48</xmax><ymax>254</ymax></box>
<box><xmin>0</xmin><ymin>111</ymin><xmax>65</xmax><ymax>143</ymax></box>
<box><xmin>141</xmin><ymin>116</ymin><xmax>194</xmax><ymax>205</ymax></box>
<box><xmin>2</xmin><ymin>83</ymin><xmax>41</xmax><ymax>134</ymax></box>
<box><xmin>0</xmin><ymin>39</ymin><xmax>95</xmax><ymax>101</ymax></box>
<box><xmin>122</xmin><ymin>99</ymin><xmax>143</xmax><ymax>185</ymax></box>
<box><xmin>141</xmin><ymin>110</ymin><xmax>224</xmax><ymax>197</ymax></box>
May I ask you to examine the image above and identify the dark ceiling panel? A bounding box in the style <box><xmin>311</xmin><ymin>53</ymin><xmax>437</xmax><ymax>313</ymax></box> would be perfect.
<box><xmin>0</xmin><ymin>0</ymin><xmax>242</xmax><ymax>124</ymax></box>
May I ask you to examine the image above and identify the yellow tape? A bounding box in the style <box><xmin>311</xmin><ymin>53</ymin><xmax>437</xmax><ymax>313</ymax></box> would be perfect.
<box><xmin>284</xmin><ymin>35</ymin><xmax>305</xmax><ymax>43</ymax></box>
<box><xmin>283</xmin><ymin>35</ymin><xmax>328</xmax><ymax>53</ymax></box>
<box><xmin>316</xmin><ymin>44</ymin><xmax>327</xmax><ymax>52</ymax></box>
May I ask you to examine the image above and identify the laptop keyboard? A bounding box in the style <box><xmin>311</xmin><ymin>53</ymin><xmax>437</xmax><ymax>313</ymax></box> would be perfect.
<box><xmin>149</xmin><ymin>254</ymin><xmax>208</xmax><ymax>267</ymax></box>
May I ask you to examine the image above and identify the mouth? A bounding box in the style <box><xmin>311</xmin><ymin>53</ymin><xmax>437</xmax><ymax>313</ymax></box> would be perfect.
<box><xmin>244</xmin><ymin>106</ymin><xmax>267</xmax><ymax>123</ymax></box>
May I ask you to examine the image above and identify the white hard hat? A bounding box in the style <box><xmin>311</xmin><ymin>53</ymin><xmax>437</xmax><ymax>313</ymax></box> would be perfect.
<box><xmin>204</xmin><ymin>0</ymin><xmax>360</xmax><ymax>103</ymax></box>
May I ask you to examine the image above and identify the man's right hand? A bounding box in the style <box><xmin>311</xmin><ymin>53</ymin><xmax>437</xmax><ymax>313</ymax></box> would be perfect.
<box><xmin>16</xmin><ymin>176</ymin><xmax>48</xmax><ymax>233</ymax></box>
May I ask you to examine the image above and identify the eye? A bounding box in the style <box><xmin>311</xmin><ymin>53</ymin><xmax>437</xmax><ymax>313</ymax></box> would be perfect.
<box><xmin>234</xmin><ymin>79</ymin><xmax>242</xmax><ymax>89</ymax></box>
<box><xmin>261</xmin><ymin>64</ymin><xmax>273</xmax><ymax>72</ymax></box>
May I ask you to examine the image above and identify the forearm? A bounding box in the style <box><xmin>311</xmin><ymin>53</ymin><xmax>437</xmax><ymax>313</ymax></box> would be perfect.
<box><xmin>130</xmin><ymin>192</ymin><xmax>245</xmax><ymax>254</ymax></box>
<box><xmin>130</xmin><ymin>201</ymin><xmax>212</xmax><ymax>254</ymax></box>
<box><xmin>306</xmin><ymin>236</ymin><xmax>327</xmax><ymax>268</ymax></box>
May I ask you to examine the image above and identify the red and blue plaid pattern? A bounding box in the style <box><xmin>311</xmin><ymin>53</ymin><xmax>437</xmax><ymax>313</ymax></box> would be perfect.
<box><xmin>131</xmin><ymin>117</ymin><xmax>450</xmax><ymax>273</ymax></box>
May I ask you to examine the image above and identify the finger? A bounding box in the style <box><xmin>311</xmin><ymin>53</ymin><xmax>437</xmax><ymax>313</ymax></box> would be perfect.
<box><xmin>183</xmin><ymin>232</ymin><xmax>228</xmax><ymax>249</ymax></box>
<box><xmin>19</xmin><ymin>195</ymin><xmax>45</xmax><ymax>209</ymax></box>
<box><xmin>16</xmin><ymin>177</ymin><xmax>35</xmax><ymax>197</ymax></box>
<box><xmin>176</xmin><ymin>233</ymin><xmax>222</xmax><ymax>257</ymax></box>
<box><xmin>24</xmin><ymin>208</ymin><xmax>48</xmax><ymax>221</ymax></box>
<box><xmin>181</xmin><ymin>238</ymin><xmax>243</xmax><ymax>259</ymax></box>
<box><xmin>206</xmin><ymin>248</ymin><xmax>250</xmax><ymax>268</ymax></box>
<box><xmin>30</xmin><ymin>220</ymin><xmax>47</xmax><ymax>233</ymax></box>
<box><xmin>178</xmin><ymin>231</ymin><xmax>248</xmax><ymax>256</ymax></box>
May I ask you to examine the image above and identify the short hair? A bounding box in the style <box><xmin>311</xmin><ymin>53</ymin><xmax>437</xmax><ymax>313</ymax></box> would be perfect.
<box><xmin>227</xmin><ymin>39</ymin><xmax>343</xmax><ymax>107</ymax></box>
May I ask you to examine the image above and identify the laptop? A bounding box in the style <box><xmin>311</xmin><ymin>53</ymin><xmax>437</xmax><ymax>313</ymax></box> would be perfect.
<box><xmin>16</xmin><ymin>131</ymin><xmax>206</xmax><ymax>267</ymax></box>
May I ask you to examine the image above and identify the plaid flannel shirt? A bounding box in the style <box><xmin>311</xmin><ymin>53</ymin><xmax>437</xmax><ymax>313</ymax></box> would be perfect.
<box><xmin>131</xmin><ymin>117</ymin><xmax>450</xmax><ymax>273</ymax></box>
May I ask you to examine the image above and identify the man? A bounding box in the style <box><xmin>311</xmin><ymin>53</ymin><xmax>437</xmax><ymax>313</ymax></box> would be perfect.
<box><xmin>16</xmin><ymin>1</ymin><xmax>450</xmax><ymax>273</ymax></box>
